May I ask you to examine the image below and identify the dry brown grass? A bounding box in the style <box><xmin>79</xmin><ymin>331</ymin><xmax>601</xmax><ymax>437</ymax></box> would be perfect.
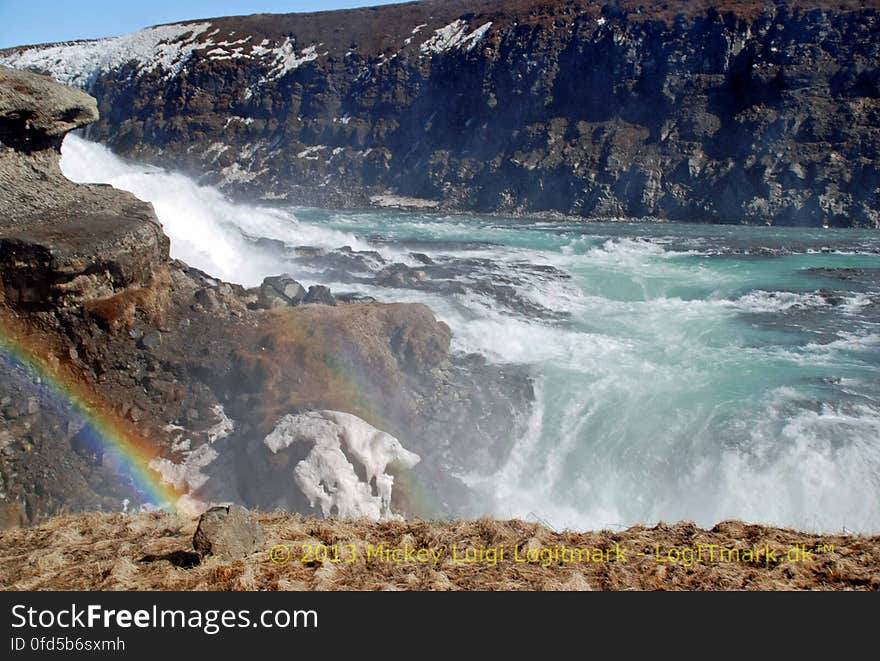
<box><xmin>1</xmin><ymin>512</ymin><xmax>877</xmax><ymax>591</ymax></box>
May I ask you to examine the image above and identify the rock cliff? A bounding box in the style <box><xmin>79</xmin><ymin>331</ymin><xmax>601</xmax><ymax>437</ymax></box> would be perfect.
<box><xmin>2</xmin><ymin>0</ymin><xmax>878</xmax><ymax>226</ymax></box>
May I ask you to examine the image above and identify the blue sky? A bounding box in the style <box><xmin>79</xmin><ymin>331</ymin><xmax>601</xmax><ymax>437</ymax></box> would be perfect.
<box><xmin>0</xmin><ymin>1</ymin><xmax>404</xmax><ymax>48</ymax></box>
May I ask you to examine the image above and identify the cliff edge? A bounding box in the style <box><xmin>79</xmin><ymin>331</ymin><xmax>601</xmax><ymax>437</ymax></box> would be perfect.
<box><xmin>0</xmin><ymin>67</ymin><xmax>169</xmax><ymax>308</ymax></box>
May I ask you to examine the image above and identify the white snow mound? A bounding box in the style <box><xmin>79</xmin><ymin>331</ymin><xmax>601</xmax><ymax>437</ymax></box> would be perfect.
<box><xmin>264</xmin><ymin>410</ymin><xmax>420</xmax><ymax>521</ymax></box>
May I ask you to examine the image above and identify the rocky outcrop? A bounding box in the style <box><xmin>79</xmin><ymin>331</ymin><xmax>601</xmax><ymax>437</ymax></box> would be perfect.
<box><xmin>0</xmin><ymin>67</ymin><xmax>175</xmax><ymax>523</ymax></box>
<box><xmin>0</xmin><ymin>66</ymin><xmax>97</xmax><ymax>150</ymax></box>
<box><xmin>0</xmin><ymin>67</ymin><xmax>170</xmax><ymax>309</ymax></box>
<box><xmin>177</xmin><ymin>299</ymin><xmax>532</xmax><ymax>516</ymax></box>
<box><xmin>2</xmin><ymin>0</ymin><xmax>878</xmax><ymax>226</ymax></box>
<box><xmin>0</xmin><ymin>67</ymin><xmax>533</xmax><ymax>524</ymax></box>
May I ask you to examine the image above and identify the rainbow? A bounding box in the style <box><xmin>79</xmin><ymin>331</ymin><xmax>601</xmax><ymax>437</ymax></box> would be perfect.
<box><xmin>0</xmin><ymin>314</ymin><xmax>182</xmax><ymax>511</ymax></box>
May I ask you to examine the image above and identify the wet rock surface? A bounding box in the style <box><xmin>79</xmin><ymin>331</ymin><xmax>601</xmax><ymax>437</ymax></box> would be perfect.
<box><xmin>282</xmin><ymin>242</ymin><xmax>573</xmax><ymax>320</ymax></box>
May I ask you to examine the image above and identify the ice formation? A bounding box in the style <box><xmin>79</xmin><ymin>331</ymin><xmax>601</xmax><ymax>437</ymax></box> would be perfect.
<box><xmin>201</xmin><ymin>404</ymin><xmax>234</xmax><ymax>443</ymax></box>
<box><xmin>148</xmin><ymin>404</ymin><xmax>232</xmax><ymax>513</ymax></box>
<box><xmin>264</xmin><ymin>411</ymin><xmax>420</xmax><ymax>520</ymax></box>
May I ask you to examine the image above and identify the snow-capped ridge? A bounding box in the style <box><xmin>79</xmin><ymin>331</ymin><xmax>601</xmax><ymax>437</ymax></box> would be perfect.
<box><xmin>0</xmin><ymin>23</ymin><xmax>212</xmax><ymax>88</ymax></box>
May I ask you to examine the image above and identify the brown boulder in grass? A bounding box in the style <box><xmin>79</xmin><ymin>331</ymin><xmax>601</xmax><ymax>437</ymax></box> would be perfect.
<box><xmin>193</xmin><ymin>505</ymin><xmax>265</xmax><ymax>560</ymax></box>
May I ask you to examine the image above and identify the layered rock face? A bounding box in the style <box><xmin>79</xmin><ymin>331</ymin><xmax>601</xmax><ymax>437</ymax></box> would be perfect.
<box><xmin>2</xmin><ymin>0</ymin><xmax>878</xmax><ymax>226</ymax></box>
<box><xmin>0</xmin><ymin>68</ymin><xmax>532</xmax><ymax>526</ymax></box>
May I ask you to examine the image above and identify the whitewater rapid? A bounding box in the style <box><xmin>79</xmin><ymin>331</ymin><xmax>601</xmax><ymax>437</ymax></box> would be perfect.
<box><xmin>60</xmin><ymin>134</ymin><xmax>880</xmax><ymax>533</ymax></box>
<box><xmin>60</xmin><ymin>135</ymin><xmax>374</xmax><ymax>286</ymax></box>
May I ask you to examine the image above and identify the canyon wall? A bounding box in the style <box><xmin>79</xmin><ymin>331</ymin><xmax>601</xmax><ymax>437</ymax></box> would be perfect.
<box><xmin>2</xmin><ymin>0</ymin><xmax>878</xmax><ymax>226</ymax></box>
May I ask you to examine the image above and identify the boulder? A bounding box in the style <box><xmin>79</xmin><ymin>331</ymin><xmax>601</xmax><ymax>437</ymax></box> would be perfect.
<box><xmin>376</xmin><ymin>264</ymin><xmax>428</xmax><ymax>288</ymax></box>
<box><xmin>194</xmin><ymin>287</ymin><xmax>221</xmax><ymax>311</ymax></box>
<box><xmin>258</xmin><ymin>275</ymin><xmax>306</xmax><ymax>309</ymax></box>
<box><xmin>410</xmin><ymin>253</ymin><xmax>435</xmax><ymax>265</ymax></box>
<box><xmin>139</xmin><ymin>331</ymin><xmax>162</xmax><ymax>350</ymax></box>
<box><xmin>303</xmin><ymin>285</ymin><xmax>336</xmax><ymax>306</ymax></box>
<box><xmin>192</xmin><ymin>505</ymin><xmax>265</xmax><ymax>560</ymax></box>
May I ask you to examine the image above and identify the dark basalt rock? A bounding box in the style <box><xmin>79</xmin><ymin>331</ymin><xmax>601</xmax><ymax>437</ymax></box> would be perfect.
<box><xmin>808</xmin><ymin>267</ymin><xmax>880</xmax><ymax>283</ymax></box>
<box><xmin>257</xmin><ymin>274</ymin><xmax>306</xmax><ymax>309</ymax></box>
<box><xmin>376</xmin><ymin>264</ymin><xmax>428</xmax><ymax>288</ymax></box>
<box><xmin>335</xmin><ymin>292</ymin><xmax>377</xmax><ymax>304</ymax></box>
<box><xmin>411</xmin><ymin>253</ymin><xmax>435</xmax><ymax>266</ymax></box>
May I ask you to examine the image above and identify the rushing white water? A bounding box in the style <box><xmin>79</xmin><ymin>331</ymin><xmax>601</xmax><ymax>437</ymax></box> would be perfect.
<box><xmin>60</xmin><ymin>134</ymin><xmax>372</xmax><ymax>286</ymax></box>
<box><xmin>60</xmin><ymin>135</ymin><xmax>880</xmax><ymax>533</ymax></box>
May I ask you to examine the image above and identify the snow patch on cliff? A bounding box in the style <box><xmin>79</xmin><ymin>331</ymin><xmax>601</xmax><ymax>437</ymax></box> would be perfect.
<box><xmin>265</xmin><ymin>39</ymin><xmax>320</xmax><ymax>80</ymax></box>
<box><xmin>264</xmin><ymin>411</ymin><xmax>420</xmax><ymax>520</ymax></box>
<box><xmin>464</xmin><ymin>22</ymin><xmax>494</xmax><ymax>52</ymax></box>
<box><xmin>0</xmin><ymin>23</ymin><xmax>212</xmax><ymax>88</ymax></box>
<box><xmin>205</xmin><ymin>46</ymin><xmax>248</xmax><ymax>61</ymax></box>
<box><xmin>297</xmin><ymin>145</ymin><xmax>328</xmax><ymax>159</ymax></box>
<box><xmin>420</xmin><ymin>20</ymin><xmax>493</xmax><ymax>55</ymax></box>
<box><xmin>220</xmin><ymin>162</ymin><xmax>259</xmax><ymax>184</ymax></box>
<box><xmin>150</xmin><ymin>444</ymin><xmax>217</xmax><ymax>494</ymax></box>
<box><xmin>205</xmin><ymin>404</ymin><xmax>235</xmax><ymax>443</ymax></box>
<box><xmin>223</xmin><ymin>116</ymin><xmax>255</xmax><ymax>129</ymax></box>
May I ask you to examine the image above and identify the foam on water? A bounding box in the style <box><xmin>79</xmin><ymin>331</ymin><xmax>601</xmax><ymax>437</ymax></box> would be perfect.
<box><xmin>734</xmin><ymin>290</ymin><xmax>829</xmax><ymax>313</ymax></box>
<box><xmin>59</xmin><ymin>136</ymin><xmax>880</xmax><ymax>532</ymax></box>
